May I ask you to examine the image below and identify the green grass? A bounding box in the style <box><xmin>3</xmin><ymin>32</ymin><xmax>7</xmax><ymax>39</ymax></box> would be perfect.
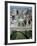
<box><xmin>10</xmin><ymin>30</ymin><xmax>32</xmax><ymax>40</ymax></box>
